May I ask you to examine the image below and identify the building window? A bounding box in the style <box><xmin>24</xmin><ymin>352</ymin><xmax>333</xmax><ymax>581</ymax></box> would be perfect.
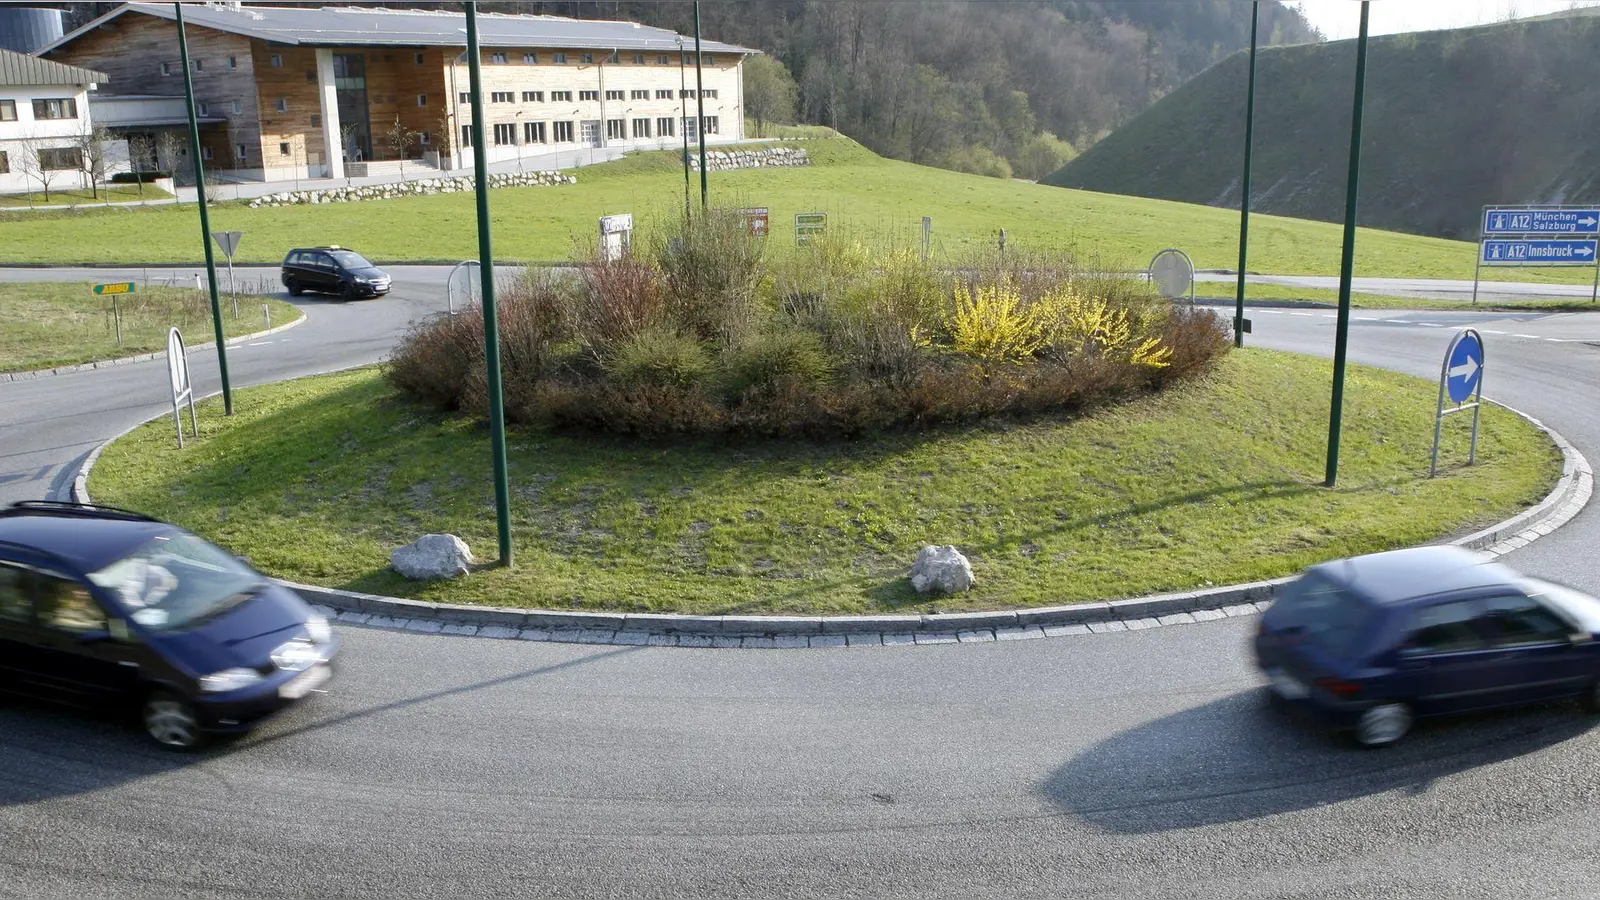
<box><xmin>459</xmin><ymin>92</ymin><xmax>472</xmax><ymax>104</ymax></box>
<box><xmin>0</xmin><ymin>100</ymin><xmax>14</xmax><ymax>121</ymax></box>
<box><xmin>276</xmin><ymin>97</ymin><xmax>287</xmax><ymax>112</ymax></box>
<box><xmin>419</xmin><ymin>131</ymin><xmax>430</xmax><ymax>145</ymax></box>
<box><xmin>415</xmin><ymin>51</ymin><xmax>425</xmax><ymax>64</ymax></box>
<box><xmin>493</xmin><ymin>122</ymin><xmax>516</xmax><ymax>145</ymax></box>
<box><xmin>306</xmin><ymin>69</ymin><xmax>317</xmax><ymax>83</ymax></box>
<box><xmin>523</xmin><ymin>52</ymin><xmax>537</xmax><ymax>64</ymax></box>
<box><xmin>656</xmin><ymin>116</ymin><xmax>674</xmax><ymax>137</ymax></box>
<box><xmin>631</xmin><ymin>117</ymin><xmax>650</xmax><ymax>138</ymax></box>
<box><xmin>523</xmin><ymin>121</ymin><xmax>546</xmax><ymax>143</ymax></box>
<box><xmin>701</xmin><ymin>115</ymin><xmax>719</xmax><ymax>134</ymax></box>
<box><xmin>230</xmin><ymin>99</ymin><xmax>242</xmax><ymax>114</ymax></box>
<box><xmin>279</xmin><ymin>142</ymin><xmax>290</xmax><ymax>155</ymax></box>
<box><xmin>197</xmin><ymin>101</ymin><xmax>209</xmax><ymax>116</ymax></box>
<box><xmin>228</xmin><ymin>56</ymin><xmax>237</xmax><ymax>69</ymax></box>
<box><xmin>460</xmin><ymin>124</ymin><xmax>472</xmax><ymax>147</ymax></box>
<box><xmin>701</xmin><ymin>89</ymin><xmax>718</xmax><ymax>99</ymax></box>
<box><xmin>607</xmin><ymin>51</ymin><xmax>620</xmax><ymax>64</ymax></box>
<box><xmin>490</xmin><ymin>53</ymin><xmax>508</xmax><ymax>64</ymax></box>
<box><xmin>270</xmin><ymin>54</ymin><xmax>282</xmax><ymax>67</ymax></box>
<box><xmin>551</xmin><ymin>90</ymin><xmax>573</xmax><ymax>102</ymax></box>
<box><xmin>632</xmin><ymin>54</ymin><xmax>645</xmax><ymax>65</ymax></box>
<box><xmin>553</xmin><ymin>120</ymin><xmax>574</xmax><ymax>142</ymax></box>
<box><xmin>160</xmin><ymin>61</ymin><xmax>172</xmax><ymax>76</ymax></box>
<box><xmin>38</xmin><ymin>147</ymin><xmax>82</xmax><ymax>171</ymax></box>
<box><xmin>683</xmin><ymin>115</ymin><xmax>697</xmax><ymax>141</ymax></box>
<box><xmin>579</xmin><ymin>90</ymin><xmax>599</xmax><ymax>101</ymax></box>
<box><xmin>311</xmin><ymin>114</ymin><xmax>321</xmax><ymax>126</ymax></box>
<box><xmin>192</xmin><ymin>59</ymin><xmax>203</xmax><ymax>72</ymax></box>
<box><xmin>521</xmin><ymin>90</ymin><xmax>543</xmax><ymax>102</ymax></box>
<box><xmin>704</xmin><ymin>55</ymin><xmax>717</xmax><ymax>65</ymax></box>
<box><xmin>236</xmin><ymin>143</ymin><xmax>247</xmax><ymax>160</ymax></box>
<box><xmin>655</xmin><ymin>89</ymin><xmax>672</xmax><ymax>100</ymax></box>
<box><xmin>0</xmin><ymin>151</ymin><xmax>8</xmax><ymax>174</ymax></box>
<box><xmin>491</xmin><ymin>91</ymin><xmax>514</xmax><ymax>103</ymax></box>
<box><xmin>201</xmin><ymin>145</ymin><xmax>214</xmax><ymax>161</ymax></box>
<box><xmin>680</xmin><ymin>90</ymin><xmax>696</xmax><ymax>99</ymax></box>
<box><xmin>658</xmin><ymin>54</ymin><xmax>670</xmax><ymax>65</ymax></box>
<box><xmin>32</xmin><ymin>98</ymin><xmax>78</xmax><ymax>120</ymax></box>
<box><xmin>630</xmin><ymin>90</ymin><xmax>649</xmax><ymax>100</ymax></box>
<box><xmin>605</xmin><ymin>90</ymin><xmax>624</xmax><ymax>101</ymax></box>
<box><xmin>417</xmin><ymin>93</ymin><xmax>427</xmax><ymax>107</ymax></box>
<box><xmin>580</xmin><ymin>53</ymin><xmax>595</xmax><ymax>64</ymax></box>
<box><xmin>553</xmin><ymin>52</ymin><xmax>567</xmax><ymax>64</ymax></box>
<box><xmin>606</xmin><ymin>118</ymin><xmax>625</xmax><ymax>140</ymax></box>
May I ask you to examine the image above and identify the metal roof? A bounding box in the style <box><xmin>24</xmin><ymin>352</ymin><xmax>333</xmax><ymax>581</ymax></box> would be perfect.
<box><xmin>0</xmin><ymin>47</ymin><xmax>105</xmax><ymax>86</ymax></box>
<box><xmin>41</xmin><ymin>3</ymin><xmax>755</xmax><ymax>57</ymax></box>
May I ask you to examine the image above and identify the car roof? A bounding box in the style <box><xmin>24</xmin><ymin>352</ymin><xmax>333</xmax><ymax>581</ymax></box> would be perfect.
<box><xmin>0</xmin><ymin>510</ymin><xmax>180</xmax><ymax>573</ymax></box>
<box><xmin>1309</xmin><ymin>545</ymin><xmax>1520</xmax><ymax>606</ymax></box>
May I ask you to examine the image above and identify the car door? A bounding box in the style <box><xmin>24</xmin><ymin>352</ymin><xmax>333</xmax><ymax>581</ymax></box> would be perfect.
<box><xmin>1392</xmin><ymin>598</ymin><xmax>1503</xmax><ymax>716</ymax></box>
<box><xmin>0</xmin><ymin>561</ymin><xmax>41</xmax><ymax>692</ymax></box>
<box><xmin>27</xmin><ymin>569</ymin><xmax>142</xmax><ymax>710</ymax></box>
<box><xmin>313</xmin><ymin>252</ymin><xmax>340</xmax><ymax>291</ymax></box>
<box><xmin>1473</xmin><ymin>593</ymin><xmax>1589</xmax><ymax>706</ymax></box>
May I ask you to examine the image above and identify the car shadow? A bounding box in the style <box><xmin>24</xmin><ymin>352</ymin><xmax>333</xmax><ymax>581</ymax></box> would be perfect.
<box><xmin>1036</xmin><ymin>688</ymin><xmax>1595</xmax><ymax>834</ymax></box>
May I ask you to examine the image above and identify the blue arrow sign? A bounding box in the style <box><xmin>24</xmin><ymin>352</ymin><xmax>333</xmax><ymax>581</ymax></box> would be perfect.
<box><xmin>1445</xmin><ymin>332</ymin><xmax>1483</xmax><ymax>405</ymax></box>
<box><xmin>1481</xmin><ymin>238</ymin><xmax>1598</xmax><ymax>265</ymax></box>
<box><xmin>1483</xmin><ymin>207</ymin><xmax>1600</xmax><ymax>235</ymax></box>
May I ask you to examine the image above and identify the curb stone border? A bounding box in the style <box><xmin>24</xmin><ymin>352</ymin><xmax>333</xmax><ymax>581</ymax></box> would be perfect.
<box><xmin>75</xmin><ymin>397</ymin><xmax>1591</xmax><ymax>650</ymax></box>
<box><xmin>3</xmin><ymin>308</ymin><xmax>307</xmax><ymax>382</ymax></box>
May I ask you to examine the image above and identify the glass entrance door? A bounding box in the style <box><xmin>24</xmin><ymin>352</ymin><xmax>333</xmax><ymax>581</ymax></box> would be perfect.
<box><xmin>332</xmin><ymin>54</ymin><xmax>371</xmax><ymax>161</ymax></box>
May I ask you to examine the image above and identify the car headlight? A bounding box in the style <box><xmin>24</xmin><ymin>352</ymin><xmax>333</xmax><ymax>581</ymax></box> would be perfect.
<box><xmin>200</xmin><ymin>667</ymin><xmax>263</xmax><ymax>692</ymax></box>
<box><xmin>272</xmin><ymin>638</ymin><xmax>323</xmax><ymax>672</ymax></box>
<box><xmin>305</xmin><ymin>614</ymin><xmax>332</xmax><ymax>645</ymax></box>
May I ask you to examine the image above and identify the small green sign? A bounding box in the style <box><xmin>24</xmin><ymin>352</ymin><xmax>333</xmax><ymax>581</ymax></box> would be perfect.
<box><xmin>93</xmin><ymin>282</ymin><xmax>136</xmax><ymax>296</ymax></box>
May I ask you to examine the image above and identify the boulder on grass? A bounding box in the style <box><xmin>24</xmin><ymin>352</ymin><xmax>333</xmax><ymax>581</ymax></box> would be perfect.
<box><xmin>391</xmin><ymin>533</ymin><xmax>474</xmax><ymax>580</ymax></box>
<box><xmin>910</xmin><ymin>545</ymin><xmax>974</xmax><ymax>595</ymax></box>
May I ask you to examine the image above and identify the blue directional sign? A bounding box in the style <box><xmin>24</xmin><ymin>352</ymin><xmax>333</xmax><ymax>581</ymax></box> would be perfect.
<box><xmin>1445</xmin><ymin>331</ymin><xmax>1483</xmax><ymax>405</ymax></box>
<box><xmin>1481</xmin><ymin>238</ymin><xmax>1598</xmax><ymax>266</ymax></box>
<box><xmin>1483</xmin><ymin>207</ymin><xmax>1600</xmax><ymax>235</ymax></box>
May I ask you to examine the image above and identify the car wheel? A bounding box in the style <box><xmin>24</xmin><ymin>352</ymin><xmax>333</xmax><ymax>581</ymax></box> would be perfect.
<box><xmin>1583</xmin><ymin>678</ymin><xmax>1600</xmax><ymax>713</ymax></box>
<box><xmin>340</xmin><ymin>282</ymin><xmax>356</xmax><ymax>302</ymax></box>
<box><xmin>1353</xmin><ymin>702</ymin><xmax>1413</xmax><ymax>748</ymax></box>
<box><xmin>142</xmin><ymin>690</ymin><xmax>205</xmax><ymax>752</ymax></box>
<box><xmin>285</xmin><ymin>278</ymin><xmax>303</xmax><ymax>297</ymax></box>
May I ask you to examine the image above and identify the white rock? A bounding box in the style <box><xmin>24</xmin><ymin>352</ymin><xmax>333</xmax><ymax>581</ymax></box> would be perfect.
<box><xmin>909</xmin><ymin>545</ymin><xmax>975</xmax><ymax>595</ymax></box>
<box><xmin>391</xmin><ymin>533</ymin><xmax>475</xmax><ymax>580</ymax></box>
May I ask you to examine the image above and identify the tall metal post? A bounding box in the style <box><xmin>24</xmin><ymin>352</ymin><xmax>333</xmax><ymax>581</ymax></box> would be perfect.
<box><xmin>175</xmin><ymin>2</ymin><xmax>232</xmax><ymax>416</ymax></box>
<box><xmin>1233</xmin><ymin>1</ymin><xmax>1260</xmax><ymax>349</ymax></box>
<box><xmin>1325</xmin><ymin>0</ymin><xmax>1370</xmax><ymax>488</ymax></box>
<box><xmin>693</xmin><ymin>0</ymin><xmax>708</xmax><ymax>209</ymax></box>
<box><xmin>466</xmin><ymin>3</ymin><xmax>514</xmax><ymax>566</ymax></box>
<box><xmin>678</xmin><ymin>37</ymin><xmax>690</xmax><ymax>218</ymax></box>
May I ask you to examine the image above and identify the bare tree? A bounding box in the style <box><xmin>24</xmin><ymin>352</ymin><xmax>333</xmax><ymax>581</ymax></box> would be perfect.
<box><xmin>155</xmin><ymin>129</ymin><xmax>188</xmax><ymax>202</ymax></box>
<box><xmin>126</xmin><ymin>133</ymin><xmax>155</xmax><ymax>199</ymax></box>
<box><xmin>15</xmin><ymin>136</ymin><xmax>68</xmax><ymax>204</ymax></box>
<box><xmin>385</xmin><ymin>115</ymin><xmax>415</xmax><ymax>178</ymax></box>
<box><xmin>72</xmin><ymin>123</ymin><xmax>114</xmax><ymax>200</ymax></box>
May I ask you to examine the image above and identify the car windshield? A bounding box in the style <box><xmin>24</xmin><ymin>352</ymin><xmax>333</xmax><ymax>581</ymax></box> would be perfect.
<box><xmin>87</xmin><ymin>533</ymin><xmax>264</xmax><ymax>632</ymax></box>
<box><xmin>1271</xmin><ymin>570</ymin><xmax>1376</xmax><ymax>658</ymax></box>
<box><xmin>328</xmin><ymin>250</ymin><xmax>373</xmax><ymax>269</ymax></box>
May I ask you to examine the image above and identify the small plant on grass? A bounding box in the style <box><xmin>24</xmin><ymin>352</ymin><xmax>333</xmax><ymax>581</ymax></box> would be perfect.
<box><xmin>946</xmin><ymin>281</ymin><xmax>1048</xmax><ymax>371</ymax></box>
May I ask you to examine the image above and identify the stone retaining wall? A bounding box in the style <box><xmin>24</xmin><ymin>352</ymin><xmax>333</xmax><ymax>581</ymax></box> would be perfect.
<box><xmin>689</xmin><ymin>146</ymin><xmax>810</xmax><ymax>172</ymax></box>
<box><xmin>248</xmin><ymin>170</ymin><xmax>576</xmax><ymax>208</ymax></box>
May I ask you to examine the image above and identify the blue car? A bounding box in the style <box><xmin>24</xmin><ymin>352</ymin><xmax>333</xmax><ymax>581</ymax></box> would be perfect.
<box><xmin>1255</xmin><ymin>545</ymin><xmax>1600</xmax><ymax>747</ymax></box>
<box><xmin>0</xmin><ymin>501</ymin><xmax>337</xmax><ymax>751</ymax></box>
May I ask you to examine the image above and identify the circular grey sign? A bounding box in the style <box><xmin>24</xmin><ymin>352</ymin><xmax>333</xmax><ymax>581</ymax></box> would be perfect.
<box><xmin>1149</xmin><ymin>248</ymin><xmax>1195</xmax><ymax>301</ymax></box>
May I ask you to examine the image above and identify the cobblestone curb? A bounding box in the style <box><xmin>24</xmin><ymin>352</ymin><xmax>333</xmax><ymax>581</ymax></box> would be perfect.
<box><xmin>77</xmin><ymin>399</ymin><xmax>1590</xmax><ymax>650</ymax></box>
<box><xmin>3</xmin><ymin>309</ymin><xmax>307</xmax><ymax>382</ymax></box>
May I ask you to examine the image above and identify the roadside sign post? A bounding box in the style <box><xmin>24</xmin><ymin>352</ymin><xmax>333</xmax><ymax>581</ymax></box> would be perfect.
<box><xmin>1325</xmin><ymin>0</ymin><xmax>1371</xmax><ymax>489</ymax></box>
<box><xmin>795</xmin><ymin>212</ymin><xmax>827</xmax><ymax>246</ymax></box>
<box><xmin>1431</xmin><ymin>329</ymin><xmax>1485</xmax><ymax>477</ymax></box>
<box><xmin>1149</xmin><ymin>248</ymin><xmax>1196</xmax><ymax>304</ymax></box>
<box><xmin>599</xmin><ymin>213</ymin><xmax>634</xmax><ymax>261</ymax></box>
<box><xmin>211</xmin><ymin>230</ymin><xmax>243</xmax><ymax>319</ymax></box>
<box><xmin>736</xmin><ymin>207</ymin><xmax>769</xmax><ymax>238</ymax></box>
<box><xmin>1472</xmin><ymin>206</ymin><xmax>1600</xmax><ymax>304</ymax></box>
<box><xmin>1234</xmin><ymin>0</ymin><xmax>1260</xmax><ymax>348</ymax></box>
<box><xmin>446</xmin><ymin>260</ymin><xmax>481</xmax><ymax>314</ymax></box>
<box><xmin>167</xmin><ymin>327</ymin><xmax>198</xmax><ymax>449</ymax></box>
<box><xmin>922</xmin><ymin>216</ymin><xmax>932</xmax><ymax>261</ymax></box>
<box><xmin>94</xmin><ymin>282</ymin><xmax>135</xmax><ymax>346</ymax></box>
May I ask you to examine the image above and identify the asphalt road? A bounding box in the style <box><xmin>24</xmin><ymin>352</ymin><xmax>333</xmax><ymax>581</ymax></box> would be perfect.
<box><xmin>4</xmin><ymin>269</ymin><xmax>1600</xmax><ymax>899</ymax></box>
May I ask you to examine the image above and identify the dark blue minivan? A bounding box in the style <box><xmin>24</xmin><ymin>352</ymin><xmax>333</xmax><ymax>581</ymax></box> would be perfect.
<box><xmin>1256</xmin><ymin>545</ymin><xmax>1600</xmax><ymax>747</ymax></box>
<box><xmin>0</xmin><ymin>502</ymin><xmax>337</xmax><ymax>750</ymax></box>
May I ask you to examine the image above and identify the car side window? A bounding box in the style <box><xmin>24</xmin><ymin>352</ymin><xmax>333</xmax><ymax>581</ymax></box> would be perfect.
<box><xmin>36</xmin><ymin>572</ymin><xmax>107</xmax><ymax>634</ymax></box>
<box><xmin>314</xmin><ymin>253</ymin><xmax>334</xmax><ymax>271</ymax></box>
<box><xmin>1400</xmin><ymin>599</ymin><xmax>1484</xmax><ymax>654</ymax></box>
<box><xmin>1477</xmin><ymin>594</ymin><xmax>1570</xmax><ymax>647</ymax></box>
<box><xmin>0</xmin><ymin>564</ymin><xmax>30</xmax><ymax>623</ymax></box>
<box><xmin>287</xmin><ymin>251</ymin><xmax>304</xmax><ymax>266</ymax></box>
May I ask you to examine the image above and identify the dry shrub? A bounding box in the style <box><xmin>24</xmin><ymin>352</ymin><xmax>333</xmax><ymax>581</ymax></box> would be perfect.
<box><xmin>385</xmin><ymin>305</ymin><xmax>485</xmax><ymax>410</ymax></box>
<box><xmin>574</xmin><ymin>250</ymin><xmax>664</xmax><ymax>364</ymax></box>
<box><xmin>1153</xmin><ymin>304</ymin><xmax>1233</xmax><ymax>384</ymax></box>
<box><xmin>654</xmin><ymin>209</ymin><xmax>766</xmax><ymax>343</ymax></box>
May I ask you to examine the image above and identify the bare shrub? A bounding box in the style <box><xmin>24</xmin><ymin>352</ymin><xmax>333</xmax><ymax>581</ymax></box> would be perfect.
<box><xmin>653</xmin><ymin>209</ymin><xmax>766</xmax><ymax>344</ymax></box>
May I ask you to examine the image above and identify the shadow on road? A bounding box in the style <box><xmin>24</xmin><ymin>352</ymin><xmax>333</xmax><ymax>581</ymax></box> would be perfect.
<box><xmin>1037</xmin><ymin>688</ymin><xmax>1594</xmax><ymax>834</ymax></box>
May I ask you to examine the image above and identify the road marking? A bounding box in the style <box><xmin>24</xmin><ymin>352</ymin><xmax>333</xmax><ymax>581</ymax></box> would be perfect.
<box><xmin>1415</xmin><ymin>322</ymin><xmax>1445</xmax><ymax>327</ymax></box>
<box><xmin>1288</xmin><ymin>312</ymin><xmax>1315</xmax><ymax>317</ymax></box>
<box><xmin>1480</xmin><ymin>329</ymin><xmax>1507</xmax><ymax>334</ymax></box>
<box><xmin>1512</xmin><ymin>333</ymin><xmax>1540</xmax><ymax>339</ymax></box>
<box><xmin>1320</xmin><ymin>313</ymin><xmax>1337</xmax><ymax>318</ymax></box>
<box><xmin>247</xmin><ymin>341</ymin><xmax>273</xmax><ymax>346</ymax></box>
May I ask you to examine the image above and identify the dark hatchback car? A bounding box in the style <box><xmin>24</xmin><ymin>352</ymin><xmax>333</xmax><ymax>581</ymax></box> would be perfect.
<box><xmin>280</xmin><ymin>246</ymin><xmax>390</xmax><ymax>300</ymax></box>
<box><xmin>1256</xmin><ymin>545</ymin><xmax>1600</xmax><ymax>748</ymax></box>
<box><xmin>0</xmin><ymin>502</ymin><xmax>337</xmax><ymax>751</ymax></box>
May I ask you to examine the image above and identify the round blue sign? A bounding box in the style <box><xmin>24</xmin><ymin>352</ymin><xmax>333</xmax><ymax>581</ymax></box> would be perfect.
<box><xmin>1445</xmin><ymin>331</ymin><xmax>1484</xmax><ymax>405</ymax></box>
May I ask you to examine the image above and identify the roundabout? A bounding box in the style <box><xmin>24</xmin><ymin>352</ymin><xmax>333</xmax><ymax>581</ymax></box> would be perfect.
<box><xmin>4</xmin><ymin>267</ymin><xmax>1600</xmax><ymax>899</ymax></box>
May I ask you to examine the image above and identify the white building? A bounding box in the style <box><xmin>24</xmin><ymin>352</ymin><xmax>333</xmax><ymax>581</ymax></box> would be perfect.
<box><xmin>0</xmin><ymin>48</ymin><xmax>108</xmax><ymax>195</ymax></box>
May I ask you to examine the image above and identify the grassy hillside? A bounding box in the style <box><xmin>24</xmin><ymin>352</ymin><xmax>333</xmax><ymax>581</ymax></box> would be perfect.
<box><xmin>0</xmin><ymin>135</ymin><xmax>1586</xmax><ymax>284</ymax></box>
<box><xmin>1047</xmin><ymin>16</ymin><xmax>1600</xmax><ymax>242</ymax></box>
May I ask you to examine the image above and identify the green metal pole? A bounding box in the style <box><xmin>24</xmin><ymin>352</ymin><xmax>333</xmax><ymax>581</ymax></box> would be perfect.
<box><xmin>1325</xmin><ymin>0</ymin><xmax>1370</xmax><ymax>488</ymax></box>
<box><xmin>678</xmin><ymin>38</ymin><xmax>690</xmax><ymax>218</ymax></box>
<box><xmin>1233</xmin><ymin>1</ymin><xmax>1260</xmax><ymax>349</ymax></box>
<box><xmin>693</xmin><ymin>0</ymin><xmax>708</xmax><ymax>209</ymax></box>
<box><xmin>175</xmin><ymin>2</ymin><xmax>232</xmax><ymax>416</ymax></box>
<box><xmin>466</xmin><ymin>3</ymin><xmax>514</xmax><ymax>565</ymax></box>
